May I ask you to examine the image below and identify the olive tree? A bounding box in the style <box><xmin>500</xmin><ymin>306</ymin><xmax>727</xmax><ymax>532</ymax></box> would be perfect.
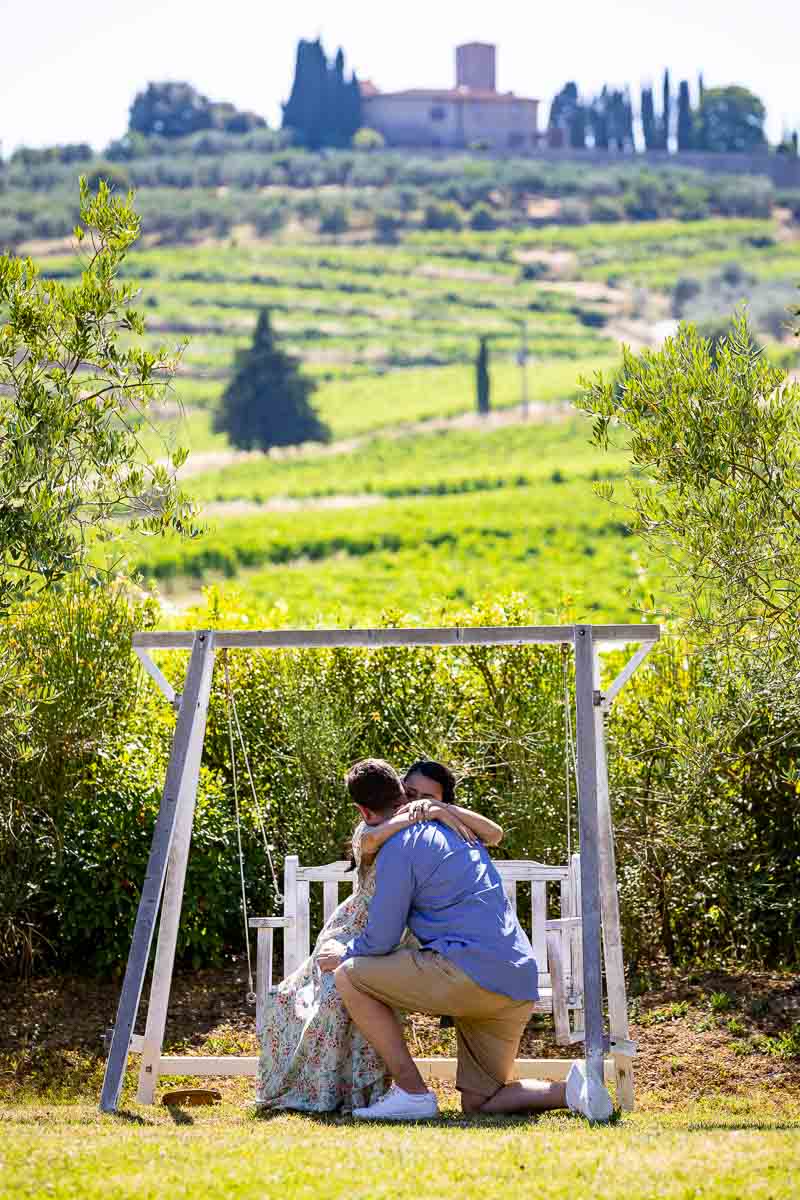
<box><xmin>0</xmin><ymin>177</ymin><xmax>198</xmax><ymax>613</ymax></box>
<box><xmin>578</xmin><ymin>315</ymin><xmax>800</xmax><ymax>650</ymax></box>
<box><xmin>0</xmin><ymin>179</ymin><xmax>199</xmax><ymax>758</ymax></box>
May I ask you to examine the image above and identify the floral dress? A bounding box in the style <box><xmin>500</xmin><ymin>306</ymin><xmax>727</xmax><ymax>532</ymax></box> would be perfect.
<box><xmin>256</xmin><ymin>823</ymin><xmax>392</xmax><ymax>1112</ymax></box>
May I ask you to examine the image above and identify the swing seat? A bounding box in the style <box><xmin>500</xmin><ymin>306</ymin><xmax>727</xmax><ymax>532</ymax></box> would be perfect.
<box><xmin>249</xmin><ymin>851</ymin><xmax>587</xmax><ymax>1048</ymax></box>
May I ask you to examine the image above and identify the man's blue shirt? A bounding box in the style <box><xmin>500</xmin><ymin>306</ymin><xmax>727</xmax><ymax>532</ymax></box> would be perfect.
<box><xmin>344</xmin><ymin>823</ymin><xmax>539</xmax><ymax>1003</ymax></box>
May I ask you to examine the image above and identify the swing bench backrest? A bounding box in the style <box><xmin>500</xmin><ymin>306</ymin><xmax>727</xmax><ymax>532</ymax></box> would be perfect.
<box><xmin>250</xmin><ymin>852</ymin><xmax>584</xmax><ymax>1034</ymax></box>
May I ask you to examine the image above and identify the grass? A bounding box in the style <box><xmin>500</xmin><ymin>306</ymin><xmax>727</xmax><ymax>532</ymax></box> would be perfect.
<box><xmin>184</xmin><ymin>418</ymin><xmax>628</xmax><ymax>504</ymax></box>
<box><xmin>40</xmin><ymin>213</ymin><xmax>797</xmax><ymax>406</ymax></box>
<box><xmin>1</xmin><ymin>1095</ymin><xmax>799</xmax><ymax>1200</ymax></box>
<box><xmin>42</xmin><ymin>213</ymin><xmax>797</xmax><ymax>624</ymax></box>
<box><xmin>130</xmin><ymin>472</ymin><xmax>659</xmax><ymax>624</ymax></box>
<box><xmin>4</xmin><ymin>968</ymin><xmax>799</xmax><ymax>1198</ymax></box>
<box><xmin>125</xmin><ymin>416</ymin><xmax>661</xmax><ymax>624</ymax></box>
<box><xmin>142</xmin><ymin>354</ymin><xmax>618</xmax><ymax>457</ymax></box>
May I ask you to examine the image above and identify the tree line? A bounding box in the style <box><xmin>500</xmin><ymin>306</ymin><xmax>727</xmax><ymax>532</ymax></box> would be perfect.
<box><xmin>548</xmin><ymin>74</ymin><xmax>790</xmax><ymax>154</ymax></box>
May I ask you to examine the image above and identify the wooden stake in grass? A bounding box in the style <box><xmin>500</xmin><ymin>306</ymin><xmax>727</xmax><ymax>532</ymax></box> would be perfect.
<box><xmin>161</xmin><ymin>1089</ymin><xmax>222</xmax><ymax>1107</ymax></box>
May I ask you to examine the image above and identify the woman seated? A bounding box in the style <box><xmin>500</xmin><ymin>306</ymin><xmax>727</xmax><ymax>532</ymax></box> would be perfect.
<box><xmin>256</xmin><ymin>759</ymin><xmax>502</xmax><ymax>1113</ymax></box>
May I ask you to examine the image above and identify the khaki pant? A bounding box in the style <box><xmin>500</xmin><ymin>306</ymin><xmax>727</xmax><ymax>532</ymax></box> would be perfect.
<box><xmin>343</xmin><ymin>948</ymin><xmax>534</xmax><ymax>1099</ymax></box>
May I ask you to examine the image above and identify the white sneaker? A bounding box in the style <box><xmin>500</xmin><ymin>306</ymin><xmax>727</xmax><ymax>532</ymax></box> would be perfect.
<box><xmin>352</xmin><ymin>1084</ymin><xmax>439</xmax><ymax>1122</ymax></box>
<box><xmin>565</xmin><ymin>1061</ymin><xmax>614</xmax><ymax>1123</ymax></box>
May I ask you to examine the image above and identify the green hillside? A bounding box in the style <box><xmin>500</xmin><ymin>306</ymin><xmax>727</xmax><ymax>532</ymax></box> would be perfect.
<box><xmin>22</xmin><ymin>181</ymin><xmax>800</xmax><ymax>627</ymax></box>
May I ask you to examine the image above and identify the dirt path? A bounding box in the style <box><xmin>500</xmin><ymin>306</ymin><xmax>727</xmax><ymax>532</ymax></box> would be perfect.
<box><xmin>169</xmin><ymin>398</ymin><xmax>576</xmax><ymax>479</ymax></box>
<box><xmin>203</xmin><ymin>493</ymin><xmax>384</xmax><ymax>517</ymax></box>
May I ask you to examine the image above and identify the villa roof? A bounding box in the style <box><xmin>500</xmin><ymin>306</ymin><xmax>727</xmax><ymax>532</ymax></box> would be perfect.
<box><xmin>360</xmin><ymin>85</ymin><xmax>538</xmax><ymax>104</ymax></box>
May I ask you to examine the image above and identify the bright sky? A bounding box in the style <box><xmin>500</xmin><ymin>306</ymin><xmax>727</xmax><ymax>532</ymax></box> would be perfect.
<box><xmin>2</xmin><ymin>0</ymin><xmax>798</xmax><ymax>153</ymax></box>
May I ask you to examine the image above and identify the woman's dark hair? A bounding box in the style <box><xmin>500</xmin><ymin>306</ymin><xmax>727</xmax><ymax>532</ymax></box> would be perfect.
<box><xmin>403</xmin><ymin>759</ymin><xmax>457</xmax><ymax>806</ymax></box>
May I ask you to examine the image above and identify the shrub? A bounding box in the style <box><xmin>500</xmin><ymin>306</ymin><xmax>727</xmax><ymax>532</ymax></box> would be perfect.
<box><xmin>422</xmin><ymin>201</ymin><xmax>463</xmax><ymax>231</ymax></box>
<box><xmin>672</xmin><ymin>275</ymin><xmax>703</xmax><ymax>317</ymax></box>
<box><xmin>318</xmin><ymin>204</ymin><xmax>350</xmax><ymax>235</ymax></box>
<box><xmin>84</xmin><ymin>160</ymin><xmax>131</xmax><ymax>193</ymax></box>
<box><xmin>252</xmin><ymin>203</ymin><xmax>287</xmax><ymax>237</ymax></box>
<box><xmin>4</xmin><ymin>581</ymin><xmax>800</xmax><ymax>977</ymax></box>
<box><xmin>674</xmin><ymin>185</ymin><xmax>711</xmax><ymax>221</ymax></box>
<box><xmin>588</xmin><ymin>195</ymin><xmax>625</xmax><ymax>223</ymax></box>
<box><xmin>520</xmin><ymin>261</ymin><xmax>549</xmax><ymax>281</ymax></box>
<box><xmin>352</xmin><ymin>127</ymin><xmax>385</xmax><ymax>151</ymax></box>
<box><xmin>558</xmin><ymin>198</ymin><xmax>590</xmax><ymax>226</ymax></box>
<box><xmin>713</xmin><ymin>176</ymin><xmax>773</xmax><ymax>219</ymax></box>
<box><xmin>469</xmin><ymin>203</ymin><xmax>496</xmax><ymax>231</ymax></box>
<box><xmin>374</xmin><ymin>209</ymin><xmax>403</xmax><ymax>243</ymax></box>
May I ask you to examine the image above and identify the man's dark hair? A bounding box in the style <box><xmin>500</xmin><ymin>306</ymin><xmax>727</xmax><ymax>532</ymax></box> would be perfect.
<box><xmin>345</xmin><ymin>758</ymin><xmax>404</xmax><ymax>816</ymax></box>
<box><xmin>404</xmin><ymin>759</ymin><xmax>457</xmax><ymax>806</ymax></box>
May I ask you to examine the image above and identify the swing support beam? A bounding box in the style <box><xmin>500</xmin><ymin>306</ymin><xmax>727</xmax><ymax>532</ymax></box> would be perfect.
<box><xmin>99</xmin><ymin>622</ymin><xmax>659</xmax><ymax>1116</ymax></box>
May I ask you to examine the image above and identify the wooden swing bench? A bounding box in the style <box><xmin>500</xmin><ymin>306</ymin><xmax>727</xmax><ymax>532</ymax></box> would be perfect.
<box><xmin>102</xmin><ymin>624</ymin><xmax>656</xmax><ymax>1116</ymax></box>
<box><xmin>148</xmin><ymin>850</ymin><xmax>633</xmax><ymax>1099</ymax></box>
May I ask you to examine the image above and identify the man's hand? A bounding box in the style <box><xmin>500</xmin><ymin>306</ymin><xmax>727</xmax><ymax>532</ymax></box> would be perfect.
<box><xmin>317</xmin><ymin>939</ymin><xmax>347</xmax><ymax>973</ymax></box>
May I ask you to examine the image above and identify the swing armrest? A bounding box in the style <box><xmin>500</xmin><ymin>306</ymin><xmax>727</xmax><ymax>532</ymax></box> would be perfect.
<box><xmin>249</xmin><ymin>919</ymin><xmax>296</xmax><ymax>1035</ymax></box>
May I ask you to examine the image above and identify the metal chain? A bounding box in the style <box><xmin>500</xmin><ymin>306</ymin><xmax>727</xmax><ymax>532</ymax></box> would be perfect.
<box><xmin>223</xmin><ymin>652</ymin><xmax>256</xmax><ymax>1005</ymax></box>
<box><xmin>224</xmin><ymin>662</ymin><xmax>283</xmax><ymax>908</ymax></box>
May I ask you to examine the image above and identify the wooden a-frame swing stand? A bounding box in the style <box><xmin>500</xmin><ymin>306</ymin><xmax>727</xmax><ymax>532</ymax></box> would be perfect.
<box><xmin>99</xmin><ymin>622</ymin><xmax>659</xmax><ymax>1117</ymax></box>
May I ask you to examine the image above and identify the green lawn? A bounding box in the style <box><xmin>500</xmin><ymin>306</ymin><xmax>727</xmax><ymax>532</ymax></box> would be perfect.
<box><xmin>2</xmin><ymin>1096</ymin><xmax>798</xmax><ymax>1200</ymax></box>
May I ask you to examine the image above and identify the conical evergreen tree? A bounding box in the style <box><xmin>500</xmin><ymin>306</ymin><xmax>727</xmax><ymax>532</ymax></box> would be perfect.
<box><xmin>328</xmin><ymin>48</ymin><xmax>347</xmax><ymax>146</ymax></box>
<box><xmin>661</xmin><ymin>69</ymin><xmax>671</xmax><ymax>150</ymax></box>
<box><xmin>476</xmin><ymin>337</ymin><xmax>490</xmax><ymax>415</ymax></box>
<box><xmin>283</xmin><ymin>38</ymin><xmax>361</xmax><ymax>147</ymax></box>
<box><xmin>677</xmin><ymin>80</ymin><xmax>693</xmax><ymax>150</ymax></box>
<box><xmin>343</xmin><ymin>72</ymin><xmax>363</xmax><ymax>143</ymax></box>
<box><xmin>214</xmin><ymin>310</ymin><xmax>329</xmax><ymax>450</ymax></box>
<box><xmin>590</xmin><ymin>87</ymin><xmax>610</xmax><ymax>150</ymax></box>
<box><xmin>282</xmin><ymin>38</ymin><xmax>328</xmax><ymax>147</ymax></box>
<box><xmin>641</xmin><ymin>85</ymin><xmax>657</xmax><ymax>150</ymax></box>
<box><xmin>695</xmin><ymin>74</ymin><xmax>706</xmax><ymax>147</ymax></box>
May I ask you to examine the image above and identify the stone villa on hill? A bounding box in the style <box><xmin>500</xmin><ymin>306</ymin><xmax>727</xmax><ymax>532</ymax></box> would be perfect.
<box><xmin>360</xmin><ymin>44</ymin><xmax>539</xmax><ymax>151</ymax></box>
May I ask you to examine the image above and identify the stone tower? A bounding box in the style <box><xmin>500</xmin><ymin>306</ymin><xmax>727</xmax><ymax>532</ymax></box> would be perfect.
<box><xmin>455</xmin><ymin>43</ymin><xmax>496</xmax><ymax>92</ymax></box>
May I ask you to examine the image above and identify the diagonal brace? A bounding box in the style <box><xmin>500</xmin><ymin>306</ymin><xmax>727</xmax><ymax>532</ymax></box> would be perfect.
<box><xmin>135</xmin><ymin>648</ymin><xmax>180</xmax><ymax>708</ymax></box>
<box><xmin>600</xmin><ymin>641</ymin><xmax>655</xmax><ymax>710</ymax></box>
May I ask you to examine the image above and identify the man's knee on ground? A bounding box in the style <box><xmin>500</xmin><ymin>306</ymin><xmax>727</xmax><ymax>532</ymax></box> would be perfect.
<box><xmin>460</xmin><ymin>1089</ymin><xmax>488</xmax><ymax>1114</ymax></box>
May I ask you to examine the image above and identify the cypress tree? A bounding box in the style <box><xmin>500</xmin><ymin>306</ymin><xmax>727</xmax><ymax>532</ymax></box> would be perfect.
<box><xmin>624</xmin><ymin>88</ymin><xmax>635</xmax><ymax>150</ymax></box>
<box><xmin>283</xmin><ymin>38</ymin><xmax>361</xmax><ymax>147</ymax></box>
<box><xmin>695</xmin><ymin>74</ymin><xmax>706</xmax><ymax>147</ymax></box>
<box><xmin>661</xmin><ymin>69</ymin><xmax>671</xmax><ymax>151</ymax></box>
<box><xmin>590</xmin><ymin>87</ymin><xmax>610</xmax><ymax>150</ymax></box>
<box><xmin>342</xmin><ymin>73</ymin><xmax>363</xmax><ymax>144</ymax></box>
<box><xmin>641</xmin><ymin>85</ymin><xmax>657</xmax><ymax>151</ymax></box>
<box><xmin>476</xmin><ymin>337</ymin><xmax>490</xmax><ymax>415</ymax></box>
<box><xmin>677</xmin><ymin>80</ymin><xmax>693</xmax><ymax>151</ymax></box>
<box><xmin>569</xmin><ymin>103</ymin><xmax>587</xmax><ymax>149</ymax></box>
<box><xmin>329</xmin><ymin>48</ymin><xmax>347</xmax><ymax>146</ymax></box>
<box><xmin>214</xmin><ymin>309</ymin><xmax>329</xmax><ymax>450</ymax></box>
<box><xmin>282</xmin><ymin>40</ymin><xmax>311</xmax><ymax>139</ymax></box>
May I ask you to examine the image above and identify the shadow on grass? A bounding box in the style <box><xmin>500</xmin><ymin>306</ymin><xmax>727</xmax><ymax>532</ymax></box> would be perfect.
<box><xmin>112</xmin><ymin>1109</ymin><xmax>155</xmax><ymax>1126</ymax></box>
<box><xmin>164</xmin><ymin>1107</ymin><xmax>196</xmax><ymax>1126</ymax></box>
<box><xmin>251</xmin><ymin>1108</ymin><xmax>607</xmax><ymax>1129</ymax></box>
<box><xmin>683</xmin><ymin>1121</ymin><xmax>800</xmax><ymax>1133</ymax></box>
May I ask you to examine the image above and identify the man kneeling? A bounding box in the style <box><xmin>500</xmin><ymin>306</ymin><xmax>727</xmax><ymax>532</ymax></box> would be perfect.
<box><xmin>318</xmin><ymin>758</ymin><xmax>611</xmax><ymax>1122</ymax></box>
